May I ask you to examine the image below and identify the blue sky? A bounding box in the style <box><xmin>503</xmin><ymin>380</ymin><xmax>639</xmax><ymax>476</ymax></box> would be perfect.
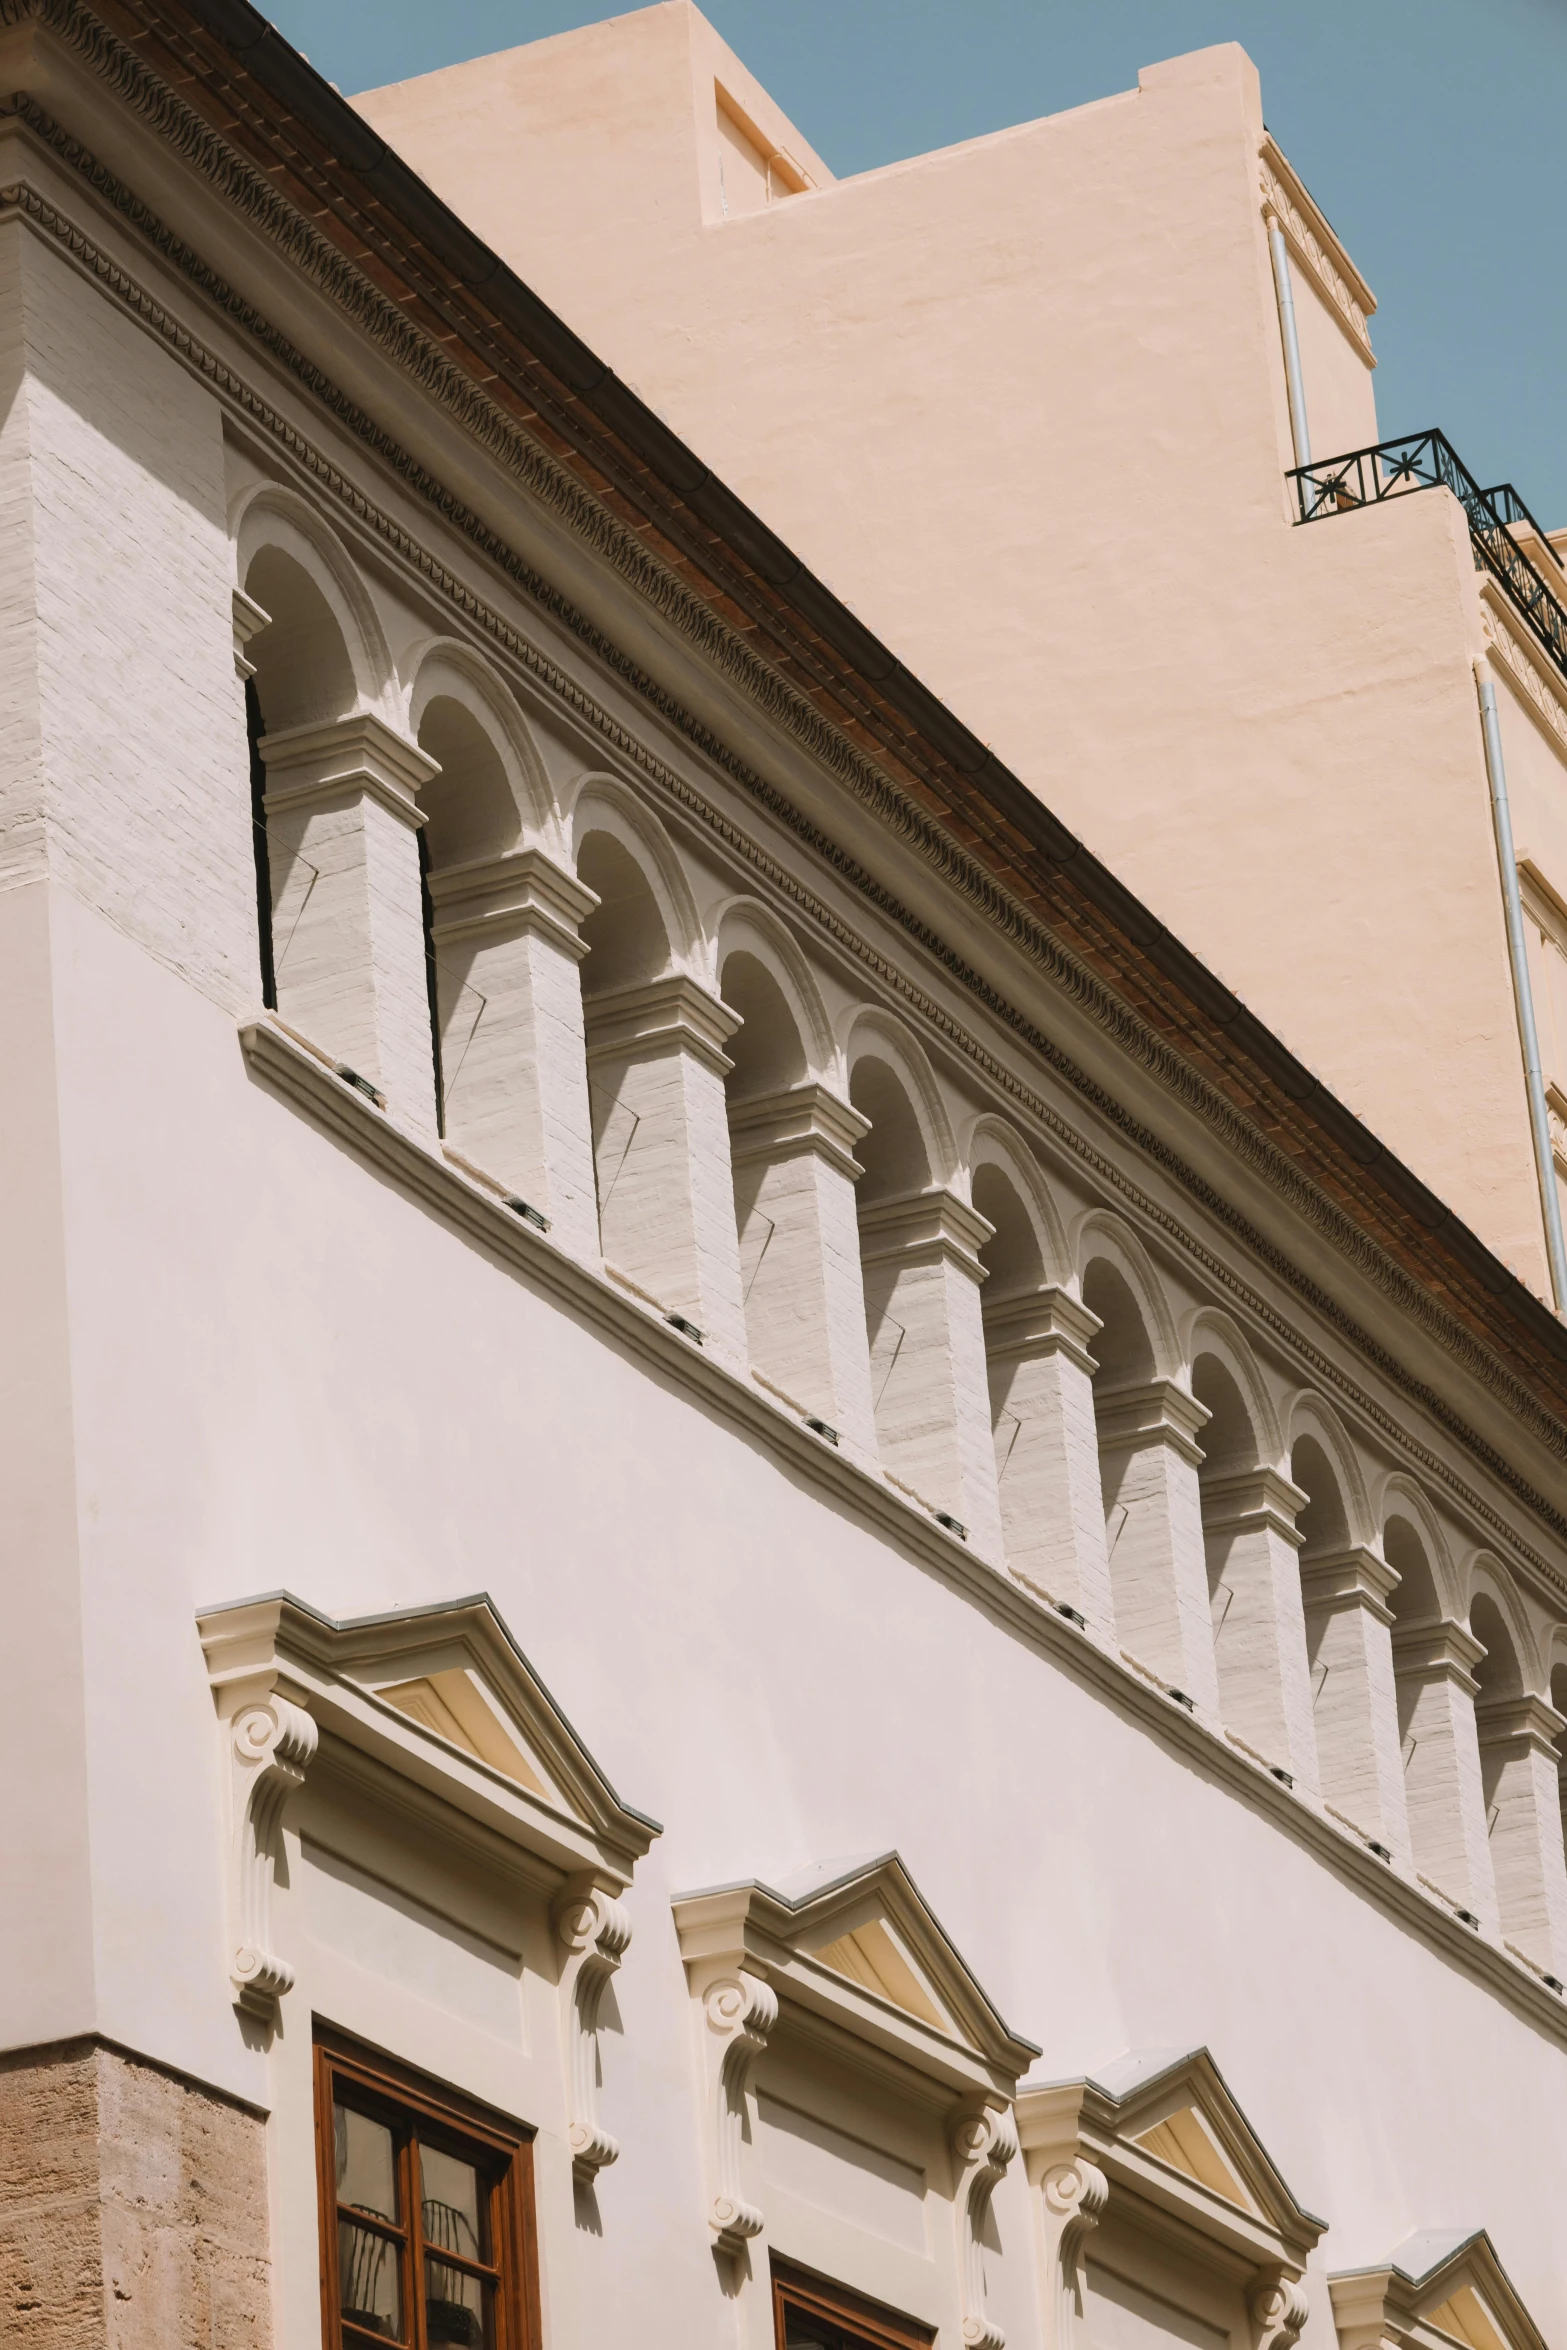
<box><xmin>267</xmin><ymin>0</ymin><xmax>1567</xmax><ymax>522</ymax></box>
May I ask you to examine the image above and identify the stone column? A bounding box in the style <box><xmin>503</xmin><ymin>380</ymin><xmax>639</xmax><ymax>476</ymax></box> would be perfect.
<box><xmin>1094</xmin><ymin>1379</ymin><xmax>1217</xmax><ymax>1712</ymax></box>
<box><xmin>983</xmin><ymin>1287</ymin><xmax>1114</xmax><ymax>1636</ymax></box>
<box><xmin>259</xmin><ymin>712</ymin><xmax>439</xmax><ymax>1127</ymax></box>
<box><xmin>426</xmin><ymin>847</ymin><xmax>601</xmax><ymax>1261</ymax></box>
<box><xmin>1300</xmin><ymin>1546</ymin><xmax>1410</xmax><ymax>1854</ymax></box>
<box><xmin>583</xmin><ymin>974</ymin><xmax>748</xmax><ymax>1366</ymax></box>
<box><xmin>1201</xmin><ymin>1467</ymin><xmax>1320</xmax><ymax>1790</ymax></box>
<box><xmin>726</xmin><ymin>1082</ymin><xmax>878</xmax><ymax>1454</ymax></box>
<box><xmin>857</xmin><ymin>1189</ymin><xmax>1002</xmax><ymax>1556</ymax></box>
<box><xmin>1473</xmin><ymin>1692</ymin><xmax>1567</xmax><ymax>1979</ymax></box>
<box><xmin>1391</xmin><ymin>1619</ymin><xmax>1499</xmax><ymax>1928</ymax></box>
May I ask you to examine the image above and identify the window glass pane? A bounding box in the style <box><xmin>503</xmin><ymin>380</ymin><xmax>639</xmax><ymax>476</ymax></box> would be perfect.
<box><xmin>337</xmin><ymin>2219</ymin><xmax>402</xmax><ymax>2341</ymax></box>
<box><xmin>336</xmin><ymin>2103</ymin><xmax>399</xmax><ymax>2222</ymax></box>
<box><xmin>420</xmin><ymin>2143</ymin><xmax>485</xmax><ymax>2262</ymax></box>
<box><xmin>421</xmin><ymin>2142</ymin><xmax>489</xmax><ymax>2346</ymax></box>
<box><xmin>423</xmin><ymin>2265</ymin><xmax>491</xmax><ymax>2348</ymax></box>
<box><xmin>784</xmin><ymin>2323</ymin><xmax>841</xmax><ymax>2350</ymax></box>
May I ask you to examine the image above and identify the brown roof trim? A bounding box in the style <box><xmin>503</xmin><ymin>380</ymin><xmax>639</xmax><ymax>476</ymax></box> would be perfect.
<box><xmin>127</xmin><ymin>2</ymin><xmax>1567</xmax><ymax>1406</ymax></box>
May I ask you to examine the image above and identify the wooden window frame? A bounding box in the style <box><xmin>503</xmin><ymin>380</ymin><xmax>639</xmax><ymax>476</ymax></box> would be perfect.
<box><xmin>772</xmin><ymin>2257</ymin><xmax>935</xmax><ymax>2350</ymax></box>
<box><xmin>314</xmin><ymin>2024</ymin><xmax>541</xmax><ymax>2350</ymax></box>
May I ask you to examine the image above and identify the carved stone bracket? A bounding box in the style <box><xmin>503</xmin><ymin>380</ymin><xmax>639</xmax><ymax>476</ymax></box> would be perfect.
<box><xmin>695</xmin><ymin>1968</ymin><xmax>779</xmax><ymax>2255</ymax></box>
<box><xmin>227</xmin><ymin>1693</ymin><xmax>317</xmax><ymax>2018</ymax></box>
<box><xmin>1251</xmin><ymin>2267</ymin><xmax>1310</xmax><ymax>2350</ymax></box>
<box><xmin>952</xmin><ymin>2098</ymin><xmax>1020</xmax><ymax>2350</ymax></box>
<box><xmin>1037</xmin><ymin>2155</ymin><xmax>1109</xmax><ymax>2350</ymax></box>
<box><xmin>553</xmin><ymin>1876</ymin><xmax>633</xmax><ymax>2183</ymax></box>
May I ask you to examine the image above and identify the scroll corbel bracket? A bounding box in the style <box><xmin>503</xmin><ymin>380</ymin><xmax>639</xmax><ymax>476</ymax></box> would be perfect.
<box><xmin>951</xmin><ymin>2099</ymin><xmax>1020</xmax><ymax>2350</ymax></box>
<box><xmin>553</xmin><ymin>1876</ymin><xmax>633</xmax><ymax>2184</ymax></box>
<box><xmin>227</xmin><ymin>1692</ymin><xmax>317</xmax><ymax>2020</ymax></box>
<box><xmin>1038</xmin><ymin>2156</ymin><xmax>1109</xmax><ymax>2350</ymax></box>
<box><xmin>695</xmin><ymin>1967</ymin><xmax>778</xmax><ymax>2258</ymax></box>
<box><xmin>1251</xmin><ymin>2268</ymin><xmax>1310</xmax><ymax>2350</ymax></box>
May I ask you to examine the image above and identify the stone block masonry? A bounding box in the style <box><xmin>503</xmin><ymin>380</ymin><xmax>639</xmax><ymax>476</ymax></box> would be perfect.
<box><xmin>0</xmin><ymin>2038</ymin><xmax>271</xmax><ymax>2350</ymax></box>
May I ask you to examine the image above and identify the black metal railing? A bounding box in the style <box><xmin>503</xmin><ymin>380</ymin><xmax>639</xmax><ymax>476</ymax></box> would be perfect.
<box><xmin>1289</xmin><ymin>428</ymin><xmax>1567</xmax><ymax>687</ymax></box>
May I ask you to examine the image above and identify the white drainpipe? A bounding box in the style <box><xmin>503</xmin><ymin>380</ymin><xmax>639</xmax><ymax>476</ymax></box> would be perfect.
<box><xmin>1477</xmin><ymin>665</ymin><xmax>1567</xmax><ymax>1312</ymax></box>
<box><xmin>1267</xmin><ymin>215</ymin><xmax>1311</xmax><ymax>473</ymax></box>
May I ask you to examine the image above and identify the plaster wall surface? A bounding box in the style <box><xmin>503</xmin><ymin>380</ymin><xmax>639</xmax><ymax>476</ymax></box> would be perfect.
<box><xmin>11</xmin><ymin>873</ymin><xmax>1567</xmax><ymax>2346</ymax></box>
<box><xmin>4</xmin><ymin>46</ymin><xmax>1567</xmax><ymax>2350</ymax></box>
<box><xmin>357</xmin><ymin>8</ymin><xmax>1554</xmax><ymax>1292</ymax></box>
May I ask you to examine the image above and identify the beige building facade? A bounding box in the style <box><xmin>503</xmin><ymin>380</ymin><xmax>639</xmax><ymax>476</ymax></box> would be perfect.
<box><xmin>1</xmin><ymin>7</ymin><xmax>1566</xmax><ymax>2350</ymax></box>
<box><xmin>361</xmin><ymin>3</ymin><xmax>1567</xmax><ymax>1310</ymax></box>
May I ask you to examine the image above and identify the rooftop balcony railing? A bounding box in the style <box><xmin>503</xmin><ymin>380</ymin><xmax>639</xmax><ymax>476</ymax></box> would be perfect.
<box><xmin>1289</xmin><ymin>428</ymin><xmax>1567</xmax><ymax>690</ymax></box>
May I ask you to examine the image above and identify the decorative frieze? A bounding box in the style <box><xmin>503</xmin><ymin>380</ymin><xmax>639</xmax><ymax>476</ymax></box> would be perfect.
<box><xmin>1259</xmin><ymin>138</ymin><xmax>1375</xmax><ymax>362</ymax></box>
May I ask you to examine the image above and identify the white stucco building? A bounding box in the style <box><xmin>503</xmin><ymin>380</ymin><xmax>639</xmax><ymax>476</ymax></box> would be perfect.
<box><xmin>1</xmin><ymin>7</ymin><xmax>1566</xmax><ymax>2350</ymax></box>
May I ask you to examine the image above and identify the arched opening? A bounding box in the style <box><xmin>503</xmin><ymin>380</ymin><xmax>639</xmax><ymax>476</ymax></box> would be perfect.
<box><xmin>1080</xmin><ymin>1254</ymin><xmax>1211</xmax><ymax>1701</ymax></box>
<box><xmin>576</xmin><ymin>828</ymin><xmax>744</xmax><ymax>1353</ymax></box>
<box><xmin>1553</xmin><ymin>1660</ymin><xmax>1567</xmax><ymax>1859</ymax></box>
<box><xmin>1290</xmin><ymin>1432</ymin><xmax>1404</xmax><ymax>1845</ymax></box>
<box><xmin>974</xmin><ymin>1166</ymin><xmax>1044</xmax><ymax>1301</ymax></box>
<box><xmin>721</xmin><ymin>952</ymin><xmax>807</xmax><ymax>1103</ymax></box>
<box><xmin>242</xmin><ymin>546</ymin><xmax>359</xmax><ymax>1011</ymax></box>
<box><xmin>577</xmin><ymin>833</ymin><xmax>672</xmax><ymax>1002</ymax></box>
<box><xmin>577</xmin><ymin>830</ymin><xmax>674</xmax><ymax>1248</ymax></box>
<box><xmin>413</xmin><ymin>695</ymin><xmax>527</xmax><ymax>1143</ymax></box>
<box><xmin>718</xmin><ymin>949</ymin><xmax>824</xmax><ymax>1407</ymax></box>
<box><xmin>1191</xmin><ymin>1352</ymin><xmax>1314</xmax><ymax>1782</ymax></box>
<box><xmin>1290</xmin><ymin>1436</ymin><xmax>1349</xmax><ymax>1562</ymax></box>
<box><xmin>850</xmin><ymin>1058</ymin><xmax>932</xmax><ymax>1203</ymax></box>
<box><xmin>1082</xmin><ymin>1260</ymin><xmax>1155</xmax><ymax>1390</ymax></box>
<box><xmin>974</xmin><ymin>1160</ymin><xmax>1093</xmax><ymax>1603</ymax></box>
<box><xmin>1469</xmin><ymin>1589</ymin><xmax>1566</xmax><ymax>1966</ymax></box>
<box><xmin>417</xmin><ymin>697</ymin><xmax>519</xmax><ymax>871</ymax></box>
<box><xmin>848</xmin><ymin>1054</ymin><xmax>994</xmax><ymax>1537</ymax></box>
<box><xmin>245</xmin><ymin>545</ymin><xmax>357</xmax><ymax>733</ymax></box>
<box><xmin>1385</xmin><ymin>1513</ymin><xmax>1491</xmax><ymax>1919</ymax></box>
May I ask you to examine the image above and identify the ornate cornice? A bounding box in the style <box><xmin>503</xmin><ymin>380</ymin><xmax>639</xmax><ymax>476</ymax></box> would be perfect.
<box><xmin>1259</xmin><ymin>136</ymin><xmax>1376</xmax><ymax>363</ymax></box>
<box><xmin>3</xmin><ymin>156</ymin><xmax>1567</xmax><ymax>1597</ymax></box>
<box><xmin>1</xmin><ymin>87</ymin><xmax>1566</xmax><ymax>1583</ymax></box>
<box><xmin>1481</xmin><ymin>588</ymin><xmax>1567</xmax><ymax>759</ymax></box>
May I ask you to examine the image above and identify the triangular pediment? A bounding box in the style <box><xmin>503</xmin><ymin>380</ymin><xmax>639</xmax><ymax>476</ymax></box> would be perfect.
<box><xmin>672</xmin><ymin>1852</ymin><xmax>1039</xmax><ymax>2095</ymax></box>
<box><xmin>199</xmin><ymin>1590</ymin><xmax>660</xmax><ymax>1886</ymax></box>
<box><xmin>804</xmin><ymin>1904</ymin><xmax>953</xmax><ymax>2032</ymax></box>
<box><xmin>360</xmin><ymin>1649</ymin><xmax>564</xmax><ymax>1808</ymax></box>
<box><xmin>1332</xmin><ymin>2230</ymin><xmax>1548</xmax><ymax>2350</ymax></box>
<box><xmin>1083</xmin><ymin>2048</ymin><xmax>1317</xmax><ymax>2247</ymax></box>
<box><xmin>1131</xmin><ymin>2103</ymin><xmax>1256</xmax><ymax>2211</ymax></box>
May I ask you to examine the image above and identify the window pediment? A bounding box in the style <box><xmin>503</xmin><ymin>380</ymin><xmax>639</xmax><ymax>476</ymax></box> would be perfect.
<box><xmin>1020</xmin><ymin>2047</ymin><xmax>1322</xmax><ymax>2274</ymax></box>
<box><xmin>674</xmin><ymin>1851</ymin><xmax>1036</xmax><ymax>2350</ymax></box>
<box><xmin>201</xmin><ymin>1591</ymin><xmax>658</xmax><ymax>1887</ymax></box>
<box><xmin>198</xmin><ymin>1591</ymin><xmax>659</xmax><ymax>2028</ymax></box>
<box><xmin>674</xmin><ymin>1852</ymin><xmax>1038</xmax><ymax>2101</ymax></box>
<box><xmin>1019</xmin><ymin>2047</ymin><xmax>1322</xmax><ymax>2350</ymax></box>
<box><xmin>1330</xmin><ymin>2231</ymin><xmax>1547</xmax><ymax>2350</ymax></box>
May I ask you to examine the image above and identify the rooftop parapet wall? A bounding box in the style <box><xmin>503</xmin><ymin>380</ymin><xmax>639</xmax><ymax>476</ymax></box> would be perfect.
<box><xmin>358</xmin><ymin>12</ymin><xmax>1547</xmax><ymax>1300</ymax></box>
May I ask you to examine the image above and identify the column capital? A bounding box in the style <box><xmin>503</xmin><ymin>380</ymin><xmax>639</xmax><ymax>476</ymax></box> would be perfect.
<box><xmin>583</xmin><ymin>973</ymin><xmax>740</xmax><ymax>1077</ymax></box>
<box><xmin>1472</xmin><ymin>1690</ymin><xmax>1567</xmax><ymax>1758</ymax></box>
<box><xmin>1389</xmin><ymin>1616</ymin><xmax>1484</xmax><ymax>1693</ymax></box>
<box><xmin>1092</xmin><ymin>1377</ymin><xmax>1211</xmax><ymax>1467</ymax></box>
<box><xmin>259</xmin><ymin>710</ymin><xmax>439</xmax><ymax>827</ymax></box>
<box><xmin>726</xmin><ymin>1081</ymin><xmax>868</xmax><ymax>1179</ymax></box>
<box><xmin>1298</xmin><ymin>1544</ymin><xmax>1400</xmax><ymax>1623</ymax></box>
<box><xmin>428</xmin><ymin>845</ymin><xmax>600</xmax><ymax>957</ymax></box>
<box><xmin>982</xmin><ymin>1285</ymin><xmax>1102</xmax><ymax>1375</ymax></box>
<box><xmin>856</xmin><ymin>1186</ymin><xmax>994</xmax><ymax>1281</ymax></box>
<box><xmin>1197</xmin><ymin>1465</ymin><xmax>1308</xmax><ymax>1546</ymax></box>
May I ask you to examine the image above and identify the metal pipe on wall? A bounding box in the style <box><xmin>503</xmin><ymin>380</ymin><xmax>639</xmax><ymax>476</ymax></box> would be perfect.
<box><xmin>1267</xmin><ymin>215</ymin><xmax>1312</xmax><ymax>472</ymax></box>
<box><xmin>1476</xmin><ymin>665</ymin><xmax>1567</xmax><ymax>1313</ymax></box>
